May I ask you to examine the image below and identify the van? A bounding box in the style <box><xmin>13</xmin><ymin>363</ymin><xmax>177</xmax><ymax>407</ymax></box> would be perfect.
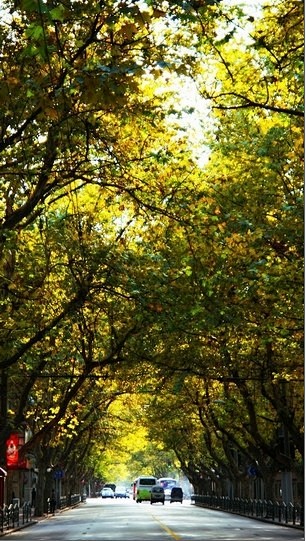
<box><xmin>133</xmin><ymin>476</ymin><xmax>157</xmax><ymax>503</ymax></box>
<box><xmin>150</xmin><ymin>485</ymin><xmax>165</xmax><ymax>505</ymax></box>
<box><xmin>170</xmin><ymin>486</ymin><xmax>183</xmax><ymax>503</ymax></box>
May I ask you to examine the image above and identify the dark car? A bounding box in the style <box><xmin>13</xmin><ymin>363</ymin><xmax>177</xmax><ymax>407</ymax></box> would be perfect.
<box><xmin>150</xmin><ymin>485</ymin><xmax>165</xmax><ymax>505</ymax></box>
<box><xmin>170</xmin><ymin>486</ymin><xmax>183</xmax><ymax>503</ymax></box>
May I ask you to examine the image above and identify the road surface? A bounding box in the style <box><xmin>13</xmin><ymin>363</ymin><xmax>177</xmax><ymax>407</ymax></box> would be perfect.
<box><xmin>2</xmin><ymin>497</ymin><xmax>303</xmax><ymax>541</ymax></box>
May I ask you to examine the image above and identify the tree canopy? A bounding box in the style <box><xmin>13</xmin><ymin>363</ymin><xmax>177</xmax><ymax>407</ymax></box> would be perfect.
<box><xmin>0</xmin><ymin>0</ymin><xmax>303</xmax><ymax>512</ymax></box>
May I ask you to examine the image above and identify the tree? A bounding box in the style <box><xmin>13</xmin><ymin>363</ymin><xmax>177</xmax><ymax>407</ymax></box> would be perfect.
<box><xmin>0</xmin><ymin>0</ymin><xmax>202</xmax><ymax>479</ymax></box>
<box><xmin>0</xmin><ymin>0</ymin><xmax>303</xmax><ymax>508</ymax></box>
<box><xmin>132</xmin><ymin>0</ymin><xmax>304</xmax><ymax>502</ymax></box>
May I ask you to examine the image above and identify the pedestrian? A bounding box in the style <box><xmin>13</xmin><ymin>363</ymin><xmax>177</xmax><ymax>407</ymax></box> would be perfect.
<box><xmin>31</xmin><ymin>487</ymin><xmax>36</xmax><ymax>507</ymax></box>
<box><xmin>50</xmin><ymin>489</ymin><xmax>56</xmax><ymax>514</ymax></box>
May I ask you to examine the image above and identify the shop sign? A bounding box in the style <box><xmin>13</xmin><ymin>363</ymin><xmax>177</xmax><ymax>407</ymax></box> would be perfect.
<box><xmin>6</xmin><ymin>433</ymin><xmax>27</xmax><ymax>469</ymax></box>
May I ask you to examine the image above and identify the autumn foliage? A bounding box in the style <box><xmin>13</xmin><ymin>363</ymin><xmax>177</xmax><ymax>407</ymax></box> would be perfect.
<box><xmin>0</xmin><ymin>0</ymin><xmax>303</xmax><ymax>512</ymax></box>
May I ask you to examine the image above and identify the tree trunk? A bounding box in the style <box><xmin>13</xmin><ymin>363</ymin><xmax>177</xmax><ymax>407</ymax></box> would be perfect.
<box><xmin>33</xmin><ymin>444</ymin><xmax>54</xmax><ymax>516</ymax></box>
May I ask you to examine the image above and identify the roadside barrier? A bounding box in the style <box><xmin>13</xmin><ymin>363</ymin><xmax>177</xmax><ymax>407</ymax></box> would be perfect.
<box><xmin>22</xmin><ymin>501</ymin><xmax>32</xmax><ymax>525</ymax></box>
<box><xmin>47</xmin><ymin>493</ymin><xmax>82</xmax><ymax>515</ymax></box>
<box><xmin>0</xmin><ymin>503</ymin><xmax>19</xmax><ymax>532</ymax></box>
<box><xmin>191</xmin><ymin>494</ymin><xmax>303</xmax><ymax>528</ymax></box>
<box><xmin>1</xmin><ymin>493</ymin><xmax>85</xmax><ymax>535</ymax></box>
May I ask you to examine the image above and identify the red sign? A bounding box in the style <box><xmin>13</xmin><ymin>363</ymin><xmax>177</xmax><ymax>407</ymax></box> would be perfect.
<box><xmin>6</xmin><ymin>433</ymin><xmax>27</xmax><ymax>469</ymax></box>
<box><xmin>6</xmin><ymin>434</ymin><xmax>19</xmax><ymax>467</ymax></box>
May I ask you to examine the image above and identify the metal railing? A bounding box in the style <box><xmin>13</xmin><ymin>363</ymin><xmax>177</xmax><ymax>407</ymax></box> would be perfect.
<box><xmin>0</xmin><ymin>501</ymin><xmax>33</xmax><ymax>533</ymax></box>
<box><xmin>0</xmin><ymin>503</ymin><xmax>19</xmax><ymax>533</ymax></box>
<box><xmin>191</xmin><ymin>494</ymin><xmax>304</xmax><ymax>528</ymax></box>
<box><xmin>47</xmin><ymin>493</ymin><xmax>82</xmax><ymax>515</ymax></box>
<box><xmin>1</xmin><ymin>494</ymin><xmax>83</xmax><ymax>532</ymax></box>
<box><xmin>22</xmin><ymin>501</ymin><xmax>32</xmax><ymax>525</ymax></box>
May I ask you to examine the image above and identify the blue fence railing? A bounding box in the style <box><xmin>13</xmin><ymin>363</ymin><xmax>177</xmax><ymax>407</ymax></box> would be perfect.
<box><xmin>191</xmin><ymin>494</ymin><xmax>304</xmax><ymax>528</ymax></box>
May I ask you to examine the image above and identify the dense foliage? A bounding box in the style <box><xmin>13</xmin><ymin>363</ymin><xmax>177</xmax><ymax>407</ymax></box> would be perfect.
<box><xmin>0</xmin><ymin>0</ymin><xmax>303</xmax><ymax>513</ymax></box>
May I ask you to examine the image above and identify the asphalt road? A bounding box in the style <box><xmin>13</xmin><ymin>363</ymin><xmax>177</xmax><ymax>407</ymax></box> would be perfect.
<box><xmin>2</xmin><ymin>497</ymin><xmax>304</xmax><ymax>541</ymax></box>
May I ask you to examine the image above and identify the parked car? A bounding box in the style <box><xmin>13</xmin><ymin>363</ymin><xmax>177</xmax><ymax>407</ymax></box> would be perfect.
<box><xmin>101</xmin><ymin>487</ymin><xmax>114</xmax><ymax>498</ymax></box>
<box><xmin>170</xmin><ymin>486</ymin><xmax>183</xmax><ymax>503</ymax></box>
<box><xmin>115</xmin><ymin>486</ymin><xmax>128</xmax><ymax>498</ymax></box>
<box><xmin>150</xmin><ymin>485</ymin><xmax>165</xmax><ymax>505</ymax></box>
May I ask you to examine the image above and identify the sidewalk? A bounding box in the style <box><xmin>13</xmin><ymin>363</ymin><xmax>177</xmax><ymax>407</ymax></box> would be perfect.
<box><xmin>0</xmin><ymin>499</ymin><xmax>85</xmax><ymax>537</ymax></box>
<box><xmin>0</xmin><ymin>507</ymin><xmax>59</xmax><ymax>537</ymax></box>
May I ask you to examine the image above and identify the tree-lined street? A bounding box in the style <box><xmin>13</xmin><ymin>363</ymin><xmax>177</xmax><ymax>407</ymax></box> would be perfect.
<box><xmin>0</xmin><ymin>0</ymin><xmax>303</xmax><ymax>515</ymax></box>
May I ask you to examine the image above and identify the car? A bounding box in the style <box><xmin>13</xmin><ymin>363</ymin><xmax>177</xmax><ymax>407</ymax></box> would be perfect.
<box><xmin>170</xmin><ymin>486</ymin><xmax>183</xmax><ymax>503</ymax></box>
<box><xmin>101</xmin><ymin>487</ymin><xmax>114</xmax><ymax>498</ymax></box>
<box><xmin>115</xmin><ymin>486</ymin><xmax>128</xmax><ymax>498</ymax></box>
<box><xmin>150</xmin><ymin>485</ymin><xmax>165</xmax><ymax>505</ymax></box>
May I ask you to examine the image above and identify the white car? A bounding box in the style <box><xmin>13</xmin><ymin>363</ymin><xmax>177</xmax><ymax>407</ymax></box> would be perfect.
<box><xmin>101</xmin><ymin>487</ymin><xmax>114</xmax><ymax>498</ymax></box>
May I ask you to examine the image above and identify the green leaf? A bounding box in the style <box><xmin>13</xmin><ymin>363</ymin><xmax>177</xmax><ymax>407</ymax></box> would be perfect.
<box><xmin>49</xmin><ymin>5</ymin><xmax>66</xmax><ymax>23</ymax></box>
<box><xmin>25</xmin><ymin>23</ymin><xmax>44</xmax><ymax>40</ymax></box>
